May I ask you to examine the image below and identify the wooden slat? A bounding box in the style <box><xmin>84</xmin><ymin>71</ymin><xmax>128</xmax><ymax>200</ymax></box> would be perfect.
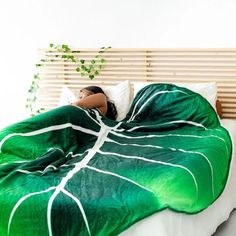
<box><xmin>37</xmin><ymin>48</ymin><xmax>236</xmax><ymax>119</ymax></box>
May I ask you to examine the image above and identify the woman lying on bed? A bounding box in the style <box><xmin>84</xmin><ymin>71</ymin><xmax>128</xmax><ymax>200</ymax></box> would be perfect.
<box><xmin>73</xmin><ymin>86</ymin><xmax>117</xmax><ymax>120</ymax></box>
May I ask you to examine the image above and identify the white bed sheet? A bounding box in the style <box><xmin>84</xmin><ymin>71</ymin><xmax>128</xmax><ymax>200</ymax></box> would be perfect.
<box><xmin>121</xmin><ymin>119</ymin><xmax>236</xmax><ymax>236</ymax></box>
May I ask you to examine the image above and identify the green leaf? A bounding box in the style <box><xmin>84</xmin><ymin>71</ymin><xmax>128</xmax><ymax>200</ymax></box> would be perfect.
<box><xmin>95</xmin><ymin>70</ymin><xmax>99</xmax><ymax>75</ymax></box>
<box><xmin>62</xmin><ymin>44</ymin><xmax>70</xmax><ymax>52</ymax></box>
<box><xmin>81</xmin><ymin>65</ymin><xmax>87</xmax><ymax>71</ymax></box>
<box><xmin>49</xmin><ymin>43</ymin><xmax>54</xmax><ymax>48</ymax></box>
<box><xmin>76</xmin><ymin>67</ymin><xmax>80</xmax><ymax>72</ymax></box>
<box><xmin>89</xmin><ymin>74</ymin><xmax>95</xmax><ymax>80</ymax></box>
<box><xmin>101</xmin><ymin>58</ymin><xmax>106</xmax><ymax>63</ymax></box>
<box><xmin>34</xmin><ymin>74</ymin><xmax>40</xmax><ymax>79</ymax></box>
<box><xmin>91</xmin><ymin>59</ymin><xmax>96</xmax><ymax>64</ymax></box>
<box><xmin>89</xmin><ymin>65</ymin><xmax>94</xmax><ymax>71</ymax></box>
<box><xmin>80</xmin><ymin>59</ymin><xmax>85</xmax><ymax>64</ymax></box>
<box><xmin>67</xmin><ymin>55</ymin><xmax>76</xmax><ymax>62</ymax></box>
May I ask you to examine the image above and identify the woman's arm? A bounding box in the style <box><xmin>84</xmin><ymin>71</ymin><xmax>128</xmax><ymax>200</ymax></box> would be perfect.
<box><xmin>73</xmin><ymin>93</ymin><xmax>107</xmax><ymax>115</ymax></box>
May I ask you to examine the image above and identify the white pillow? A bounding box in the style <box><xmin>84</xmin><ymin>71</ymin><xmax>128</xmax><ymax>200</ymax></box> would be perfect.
<box><xmin>58</xmin><ymin>86</ymin><xmax>77</xmax><ymax>106</ymax></box>
<box><xmin>103</xmin><ymin>80</ymin><xmax>131</xmax><ymax>121</ymax></box>
<box><xmin>57</xmin><ymin>80</ymin><xmax>131</xmax><ymax>121</ymax></box>
<box><xmin>133</xmin><ymin>82</ymin><xmax>217</xmax><ymax>110</ymax></box>
<box><xmin>175</xmin><ymin>82</ymin><xmax>217</xmax><ymax>109</ymax></box>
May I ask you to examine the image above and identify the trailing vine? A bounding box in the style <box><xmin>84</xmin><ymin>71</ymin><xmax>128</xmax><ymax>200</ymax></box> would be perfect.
<box><xmin>26</xmin><ymin>44</ymin><xmax>111</xmax><ymax>116</ymax></box>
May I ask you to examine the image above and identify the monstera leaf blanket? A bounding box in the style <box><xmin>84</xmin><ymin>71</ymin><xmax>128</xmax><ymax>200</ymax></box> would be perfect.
<box><xmin>0</xmin><ymin>83</ymin><xmax>232</xmax><ymax>236</ymax></box>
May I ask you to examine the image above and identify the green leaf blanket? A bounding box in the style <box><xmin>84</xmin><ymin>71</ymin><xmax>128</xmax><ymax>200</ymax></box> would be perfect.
<box><xmin>0</xmin><ymin>83</ymin><xmax>232</xmax><ymax>236</ymax></box>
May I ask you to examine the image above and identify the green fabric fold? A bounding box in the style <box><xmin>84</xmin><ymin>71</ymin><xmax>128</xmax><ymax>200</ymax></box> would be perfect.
<box><xmin>0</xmin><ymin>83</ymin><xmax>232</xmax><ymax>236</ymax></box>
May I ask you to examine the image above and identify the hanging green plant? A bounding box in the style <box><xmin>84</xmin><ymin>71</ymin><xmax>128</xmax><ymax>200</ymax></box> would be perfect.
<box><xmin>26</xmin><ymin>44</ymin><xmax>111</xmax><ymax>116</ymax></box>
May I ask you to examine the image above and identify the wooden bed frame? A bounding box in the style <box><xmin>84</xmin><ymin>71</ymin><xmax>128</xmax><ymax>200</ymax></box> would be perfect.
<box><xmin>37</xmin><ymin>48</ymin><xmax>236</xmax><ymax>119</ymax></box>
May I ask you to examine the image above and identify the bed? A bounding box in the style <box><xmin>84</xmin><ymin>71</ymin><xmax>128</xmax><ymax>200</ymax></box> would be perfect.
<box><xmin>1</xmin><ymin>48</ymin><xmax>236</xmax><ymax>236</ymax></box>
<box><xmin>122</xmin><ymin>118</ymin><xmax>236</xmax><ymax>236</ymax></box>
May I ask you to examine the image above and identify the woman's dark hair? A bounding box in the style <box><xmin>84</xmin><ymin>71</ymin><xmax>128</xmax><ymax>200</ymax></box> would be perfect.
<box><xmin>83</xmin><ymin>86</ymin><xmax>118</xmax><ymax>120</ymax></box>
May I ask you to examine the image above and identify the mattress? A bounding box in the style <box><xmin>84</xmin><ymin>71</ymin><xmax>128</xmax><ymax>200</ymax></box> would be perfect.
<box><xmin>121</xmin><ymin>119</ymin><xmax>236</xmax><ymax>236</ymax></box>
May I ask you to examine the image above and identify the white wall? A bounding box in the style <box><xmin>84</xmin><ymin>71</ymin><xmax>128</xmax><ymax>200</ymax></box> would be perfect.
<box><xmin>0</xmin><ymin>0</ymin><xmax>236</xmax><ymax>127</ymax></box>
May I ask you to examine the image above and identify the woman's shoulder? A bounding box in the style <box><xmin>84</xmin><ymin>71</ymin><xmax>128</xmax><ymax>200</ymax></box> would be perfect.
<box><xmin>74</xmin><ymin>93</ymin><xmax>107</xmax><ymax>109</ymax></box>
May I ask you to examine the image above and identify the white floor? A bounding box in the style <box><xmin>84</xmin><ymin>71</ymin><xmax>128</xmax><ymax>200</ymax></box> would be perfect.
<box><xmin>213</xmin><ymin>209</ymin><xmax>236</xmax><ymax>236</ymax></box>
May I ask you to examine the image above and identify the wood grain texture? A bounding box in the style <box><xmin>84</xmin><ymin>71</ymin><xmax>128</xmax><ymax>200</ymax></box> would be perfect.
<box><xmin>37</xmin><ymin>48</ymin><xmax>236</xmax><ymax>119</ymax></box>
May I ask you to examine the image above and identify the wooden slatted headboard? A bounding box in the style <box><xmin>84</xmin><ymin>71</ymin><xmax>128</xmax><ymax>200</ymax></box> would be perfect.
<box><xmin>38</xmin><ymin>48</ymin><xmax>236</xmax><ymax>119</ymax></box>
